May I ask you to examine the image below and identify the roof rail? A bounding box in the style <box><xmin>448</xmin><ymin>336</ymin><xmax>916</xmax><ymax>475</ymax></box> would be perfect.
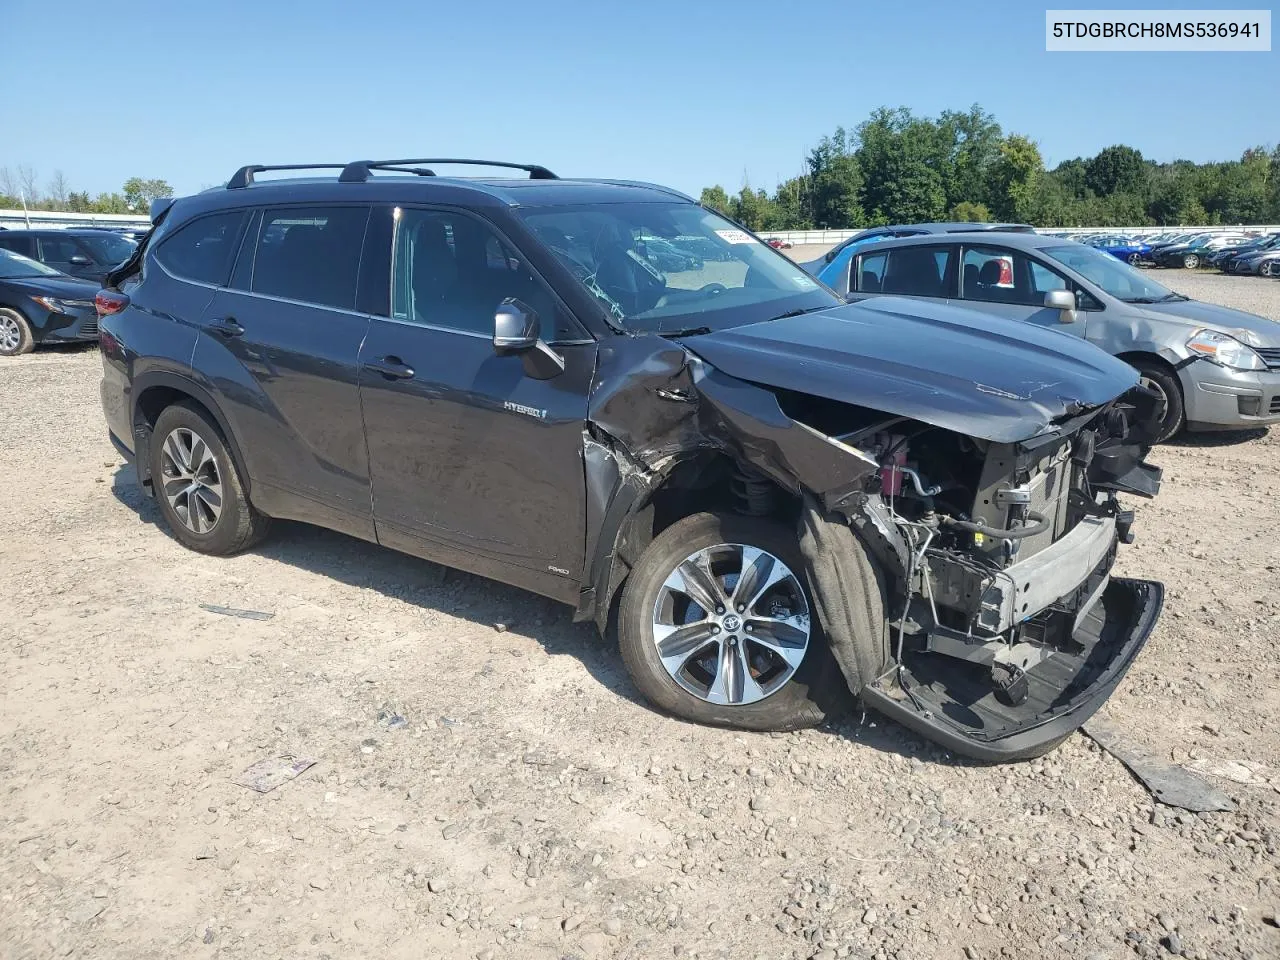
<box><xmin>338</xmin><ymin>158</ymin><xmax>558</xmax><ymax>183</ymax></box>
<box><xmin>227</xmin><ymin>164</ymin><xmax>347</xmax><ymax>189</ymax></box>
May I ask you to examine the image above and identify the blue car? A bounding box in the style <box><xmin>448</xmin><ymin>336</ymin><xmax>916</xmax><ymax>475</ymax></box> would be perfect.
<box><xmin>803</xmin><ymin>222</ymin><xmax>1033</xmax><ymax>295</ymax></box>
<box><xmin>1091</xmin><ymin>236</ymin><xmax>1152</xmax><ymax>266</ymax></box>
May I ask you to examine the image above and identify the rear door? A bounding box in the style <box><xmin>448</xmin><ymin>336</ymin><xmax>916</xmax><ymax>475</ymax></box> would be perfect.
<box><xmin>357</xmin><ymin>205</ymin><xmax>595</xmax><ymax>602</ymax></box>
<box><xmin>189</xmin><ymin>204</ymin><xmax>377</xmax><ymax>540</ymax></box>
<box><xmin>850</xmin><ymin>243</ymin><xmax>957</xmax><ymax>302</ymax></box>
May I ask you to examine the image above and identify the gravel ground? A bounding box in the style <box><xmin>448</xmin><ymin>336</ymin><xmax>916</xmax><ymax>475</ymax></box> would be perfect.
<box><xmin>2</xmin><ymin>272</ymin><xmax>1279</xmax><ymax>960</ymax></box>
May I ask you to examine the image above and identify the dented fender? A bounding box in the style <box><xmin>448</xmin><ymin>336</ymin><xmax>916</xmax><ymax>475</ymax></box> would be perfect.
<box><xmin>575</xmin><ymin>334</ymin><xmax>882</xmax><ymax>628</ymax></box>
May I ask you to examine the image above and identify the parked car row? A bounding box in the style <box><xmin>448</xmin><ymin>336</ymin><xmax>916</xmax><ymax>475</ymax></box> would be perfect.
<box><xmin>87</xmin><ymin>159</ymin><xmax>1171</xmax><ymax>761</ymax></box>
<box><xmin>1207</xmin><ymin>232</ymin><xmax>1280</xmax><ymax>275</ymax></box>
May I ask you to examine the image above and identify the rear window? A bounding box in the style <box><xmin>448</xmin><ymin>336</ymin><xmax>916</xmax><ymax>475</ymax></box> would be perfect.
<box><xmin>250</xmin><ymin>206</ymin><xmax>369</xmax><ymax>310</ymax></box>
<box><xmin>77</xmin><ymin>233</ymin><xmax>136</xmax><ymax>265</ymax></box>
<box><xmin>154</xmin><ymin>212</ymin><xmax>246</xmax><ymax>286</ymax></box>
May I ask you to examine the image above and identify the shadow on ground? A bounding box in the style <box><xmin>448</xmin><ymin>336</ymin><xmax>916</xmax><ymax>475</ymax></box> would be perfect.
<box><xmin>110</xmin><ymin>467</ymin><xmax>976</xmax><ymax>765</ymax></box>
<box><xmin>1168</xmin><ymin>426</ymin><xmax>1268</xmax><ymax>447</ymax></box>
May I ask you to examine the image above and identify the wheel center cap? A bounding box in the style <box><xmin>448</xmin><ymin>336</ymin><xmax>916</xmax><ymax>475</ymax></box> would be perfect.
<box><xmin>721</xmin><ymin>614</ymin><xmax>741</xmax><ymax>632</ymax></box>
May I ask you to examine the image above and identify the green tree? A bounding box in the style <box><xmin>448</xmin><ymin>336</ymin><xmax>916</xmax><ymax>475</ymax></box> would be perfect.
<box><xmin>66</xmin><ymin>191</ymin><xmax>93</xmax><ymax>213</ymax></box>
<box><xmin>855</xmin><ymin>108</ymin><xmax>946</xmax><ymax>224</ymax></box>
<box><xmin>950</xmin><ymin>200</ymin><xmax>991</xmax><ymax>222</ymax></box>
<box><xmin>122</xmin><ymin>177</ymin><xmax>174</xmax><ymax>214</ymax></box>
<box><xmin>91</xmin><ymin>193</ymin><xmax>131</xmax><ymax>214</ymax></box>
<box><xmin>990</xmin><ymin>135</ymin><xmax>1044</xmax><ymax>222</ymax></box>
<box><xmin>1085</xmin><ymin>145</ymin><xmax>1147</xmax><ymax>197</ymax></box>
<box><xmin>699</xmin><ymin>185</ymin><xmax>732</xmax><ymax>216</ymax></box>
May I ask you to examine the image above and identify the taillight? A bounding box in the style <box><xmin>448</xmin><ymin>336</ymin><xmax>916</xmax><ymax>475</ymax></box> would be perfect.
<box><xmin>95</xmin><ymin>290</ymin><xmax>130</xmax><ymax>317</ymax></box>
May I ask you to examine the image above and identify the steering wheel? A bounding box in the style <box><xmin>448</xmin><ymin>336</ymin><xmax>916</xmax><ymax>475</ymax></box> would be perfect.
<box><xmin>697</xmin><ymin>283</ymin><xmax>728</xmax><ymax>296</ymax></box>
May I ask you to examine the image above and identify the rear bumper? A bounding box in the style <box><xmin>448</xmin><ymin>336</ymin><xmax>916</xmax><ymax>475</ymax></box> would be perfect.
<box><xmin>863</xmin><ymin>577</ymin><xmax>1163</xmax><ymax>761</ymax></box>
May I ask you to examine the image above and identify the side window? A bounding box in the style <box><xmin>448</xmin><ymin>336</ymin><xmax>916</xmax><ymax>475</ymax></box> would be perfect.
<box><xmin>154</xmin><ymin>211</ymin><xmax>247</xmax><ymax>286</ymax></box>
<box><xmin>961</xmin><ymin>246</ymin><xmax>1040</xmax><ymax>306</ymax></box>
<box><xmin>0</xmin><ymin>235</ymin><xmax>36</xmax><ymax>257</ymax></box>
<box><xmin>857</xmin><ymin>251</ymin><xmax>887</xmax><ymax>292</ymax></box>
<box><xmin>391</xmin><ymin>208</ymin><xmax>573</xmax><ymax>339</ymax></box>
<box><xmin>40</xmin><ymin>235</ymin><xmax>82</xmax><ymax>263</ymax></box>
<box><xmin>251</xmin><ymin>206</ymin><xmax>369</xmax><ymax>310</ymax></box>
<box><xmin>870</xmin><ymin>244</ymin><xmax>952</xmax><ymax>296</ymax></box>
<box><xmin>1028</xmin><ymin>261</ymin><xmax>1070</xmax><ymax>296</ymax></box>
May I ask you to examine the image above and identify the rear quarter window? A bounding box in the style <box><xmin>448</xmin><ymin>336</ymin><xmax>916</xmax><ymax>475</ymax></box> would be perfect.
<box><xmin>154</xmin><ymin>211</ymin><xmax>248</xmax><ymax>286</ymax></box>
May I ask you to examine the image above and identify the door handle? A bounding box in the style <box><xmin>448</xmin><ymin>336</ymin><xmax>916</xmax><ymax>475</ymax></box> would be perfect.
<box><xmin>367</xmin><ymin>356</ymin><xmax>415</xmax><ymax>380</ymax></box>
<box><xmin>209</xmin><ymin>316</ymin><xmax>244</xmax><ymax>338</ymax></box>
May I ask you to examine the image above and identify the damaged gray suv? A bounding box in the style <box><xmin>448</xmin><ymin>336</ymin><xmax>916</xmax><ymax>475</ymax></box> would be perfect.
<box><xmin>98</xmin><ymin>159</ymin><xmax>1165</xmax><ymax>761</ymax></box>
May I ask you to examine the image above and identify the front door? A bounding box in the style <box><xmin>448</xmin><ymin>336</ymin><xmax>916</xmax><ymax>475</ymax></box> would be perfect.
<box><xmin>38</xmin><ymin>234</ymin><xmax>99</xmax><ymax>281</ymax></box>
<box><xmin>358</xmin><ymin>206</ymin><xmax>595</xmax><ymax>602</ymax></box>
<box><xmin>957</xmin><ymin>244</ymin><xmax>1089</xmax><ymax>337</ymax></box>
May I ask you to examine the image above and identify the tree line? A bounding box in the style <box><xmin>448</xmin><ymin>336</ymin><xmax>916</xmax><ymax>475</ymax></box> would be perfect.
<box><xmin>0</xmin><ymin>165</ymin><xmax>173</xmax><ymax>216</ymax></box>
<box><xmin>699</xmin><ymin>105</ymin><xmax>1280</xmax><ymax>231</ymax></box>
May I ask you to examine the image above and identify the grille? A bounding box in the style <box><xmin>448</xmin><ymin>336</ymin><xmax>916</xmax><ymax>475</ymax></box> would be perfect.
<box><xmin>80</xmin><ymin>315</ymin><xmax>99</xmax><ymax>338</ymax></box>
<box><xmin>1269</xmin><ymin>395</ymin><xmax>1280</xmax><ymax>414</ymax></box>
<box><xmin>1254</xmin><ymin>347</ymin><xmax>1280</xmax><ymax>370</ymax></box>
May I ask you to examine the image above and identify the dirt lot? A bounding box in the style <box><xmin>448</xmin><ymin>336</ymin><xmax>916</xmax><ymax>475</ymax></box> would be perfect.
<box><xmin>2</xmin><ymin>271</ymin><xmax>1279</xmax><ymax>960</ymax></box>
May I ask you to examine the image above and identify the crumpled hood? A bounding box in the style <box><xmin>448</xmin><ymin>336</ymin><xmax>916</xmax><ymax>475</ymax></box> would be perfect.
<box><xmin>679</xmin><ymin>296</ymin><xmax>1140</xmax><ymax>444</ymax></box>
<box><xmin>1137</xmin><ymin>298</ymin><xmax>1280</xmax><ymax>347</ymax></box>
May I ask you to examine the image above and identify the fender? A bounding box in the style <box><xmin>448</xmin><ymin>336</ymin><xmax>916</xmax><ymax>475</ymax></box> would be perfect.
<box><xmin>129</xmin><ymin>370</ymin><xmax>253</xmax><ymax>499</ymax></box>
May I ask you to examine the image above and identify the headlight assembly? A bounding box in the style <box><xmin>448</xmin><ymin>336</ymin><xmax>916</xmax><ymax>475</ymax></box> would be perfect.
<box><xmin>1186</xmin><ymin>328</ymin><xmax>1266</xmax><ymax>371</ymax></box>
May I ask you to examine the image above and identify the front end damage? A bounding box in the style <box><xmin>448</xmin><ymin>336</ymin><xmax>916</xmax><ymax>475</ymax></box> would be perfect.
<box><xmin>578</xmin><ymin>309</ymin><xmax>1166</xmax><ymax>760</ymax></box>
<box><xmin>793</xmin><ymin>393</ymin><xmax>1165</xmax><ymax>760</ymax></box>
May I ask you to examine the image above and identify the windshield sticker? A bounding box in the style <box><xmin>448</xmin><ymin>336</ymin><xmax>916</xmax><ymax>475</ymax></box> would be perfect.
<box><xmin>791</xmin><ymin>275</ymin><xmax>817</xmax><ymax>288</ymax></box>
<box><xmin>715</xmin><ymin>229</ymin><xmax>757</xmax><ymax>245</ymax></box>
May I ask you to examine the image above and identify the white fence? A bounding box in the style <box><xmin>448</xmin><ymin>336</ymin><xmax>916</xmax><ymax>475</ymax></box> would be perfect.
<box><xmin>757</xmin><ymin>225</ymin><xmax>1280</xmax><ymax>246</ymax></box>
<box><xmin>0</xmin><ymin>208</ymin><xmax>151</xmax><ymax>230</ymax></box>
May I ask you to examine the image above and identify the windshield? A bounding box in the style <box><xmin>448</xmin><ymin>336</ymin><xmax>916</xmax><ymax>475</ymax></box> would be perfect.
<box><xmin>0</xmin><ymin>248</ymin><xmax>62</xmax><ymax>279</ymax></box>
<box><xmin>77</xmin><ymin>234</ymin><xmax>136</xmax><ymax>265</ymax></box>
<box><xmin>519</xmin><ymin>202</ymin><xmax>838</xmax><ymax>333</ymax></box>
<box><xmin>1043</xmin><ymin>244</ymin><xmax>1182</xmax><ymax>303</ymax></box>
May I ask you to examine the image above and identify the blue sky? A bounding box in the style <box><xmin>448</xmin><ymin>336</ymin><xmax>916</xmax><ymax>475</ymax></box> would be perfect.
<box><xmin>2</xmin><ymin>0</ymin><xmax>1275</xmax><ymax>201</ymax></box>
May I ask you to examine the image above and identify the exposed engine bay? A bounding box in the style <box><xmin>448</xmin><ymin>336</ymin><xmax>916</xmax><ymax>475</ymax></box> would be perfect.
<box><xmin>781</xmin><ymin>384</ymin><xmax>1165</xmax><ymax>758</ymax></box>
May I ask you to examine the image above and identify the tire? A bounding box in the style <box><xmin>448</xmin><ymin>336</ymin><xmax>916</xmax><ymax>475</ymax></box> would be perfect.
<box><xmin>1262</xmin><ymin>261</ymin><xmax>1278</xmax><ymax>278</ymax></box>
<box><xmin>0</xmin><ymin>308</ymin><xmax>34</xmax><ymax>357</ymax></box>
<box><xmin>1133</xmin><ymin>360</ymin><xmax>1185</xmax><ymax>443</ymax></box>
<box><xmin>1126</xmin><ymin>253</ymin><xmax>1142</xmax><ymax>266</ymax></box>
<box><xmin>149</xmin><ymin>401</ymin><xmax>270</xmax><ymax>555</ymax></box>
<box><xmin>1182</xmin><ymin>253</ymin><xmax>1199</xmax><ymax>269</ymax></box>
<box><xmin>618</xmin><ymin>511</ymin><xmax>847</xmax><ymax>731</ymax></box>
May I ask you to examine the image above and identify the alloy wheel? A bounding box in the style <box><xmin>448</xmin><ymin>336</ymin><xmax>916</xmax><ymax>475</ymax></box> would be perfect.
<box><xmin>1183</xmin><ymin>254</ymin><xmax>1199</xmax><ymax>269</ymax></box>
<box><xmin>651</xmin><ymin>543</ymin><xmax>810</xmax><ymax>706</ymax></box>
<box><xmin>159</xmin><ymin>426</ymin><xmax>224</xmax><ymax>534</ymax></box>
<box><xmin>1127</xmin><ymin>253</ymin><xmax>1142</xmax><ymax>265</ymax></box>
<box><xmin>0</xmin><ymin>314</ymin><xmax>20</xmax><ymax>353</ymax></box>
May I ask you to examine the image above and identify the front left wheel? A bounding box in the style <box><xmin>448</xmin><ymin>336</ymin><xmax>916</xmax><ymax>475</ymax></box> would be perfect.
<box><xmin>149</xmin><ymin>402</ymin><xmax>270</xmax><ymax>555</ymax></box>
<box><xmin>0</xmin><ymin>308</ymin><xmax>34</xmax><ymax>356</ymax></box>
<box><xmin>618</xmin><ymin>511</ymin><xmax>846</xmax><ymax>731</ymax></box>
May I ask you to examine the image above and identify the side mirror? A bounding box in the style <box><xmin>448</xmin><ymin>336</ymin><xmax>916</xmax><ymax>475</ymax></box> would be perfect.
<box><xmin>493</xmin><ymin>298</ymin><xmax>565</xmax><ymax>380</ymax></box>
<box><xmin>824</xmin><ymin>250</ymin><xmax>836</xmax><ymax>263</ymax></box>
<box><xmin>493</xmin><ymin>299</ymin><xmax>539</xmax><ymax>353</ymax></box>
<box><xmin>68</xmin><ymin>254</ymin><xmax>92</xmax><ymax>266</ymax></box>
<box><xmin>1045</xmin><ymin>289</ymin><xmax>1078</xmax><ymax>324</ymax></box>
